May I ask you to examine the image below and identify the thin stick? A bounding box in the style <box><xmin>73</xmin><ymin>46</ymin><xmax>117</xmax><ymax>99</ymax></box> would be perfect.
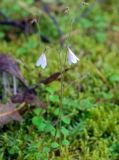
<box><xmin>0</xmin><ymin>102</ymin><xmax>25</xmax><ymax>118</ymax></box>
<box><xmin>13</xmin><ymin>76</ymin><xmax>17</xmax><ymax>95</ymax></box>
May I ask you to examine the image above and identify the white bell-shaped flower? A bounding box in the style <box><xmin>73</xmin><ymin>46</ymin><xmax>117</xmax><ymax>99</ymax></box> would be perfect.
<box><xmin>36</xmin><ymin>53</ymin><xmax>47</xmax><ymax>69</ymax></box>
<box><xmin>68</xmin><ymin>47</ymin><xmax>79</xmax><ymax>65</ymax></box>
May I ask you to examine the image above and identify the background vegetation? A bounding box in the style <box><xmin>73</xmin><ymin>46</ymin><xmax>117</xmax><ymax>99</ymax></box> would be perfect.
<box><xmin>0</xmin><ymin>0</ymin><xmax>119</xmax><ymax>159</ymax></box>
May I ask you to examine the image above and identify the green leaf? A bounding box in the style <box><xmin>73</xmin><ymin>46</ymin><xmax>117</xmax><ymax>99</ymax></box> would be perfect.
<box><xmin>32</xmin><ymin>116</ymin><xmax>41</xmax><ymax>126</ymax></box>
<box><xmin>61</xmin><ymin>127</ymin><xmax>69</xmax><ymax>137</ymax></box>
<box><xmin>45</xmin><ymin>123</ymin><xmax>56</xmax><ymax>135</ymax></box>
<box><xmin>43</xmin><ymin>147</ymin><xmax>50</xmax><ymax>154</ymax></box>
<box><xmin>62</xmin><ymin>117</ymin><xmax>71</xmax><ymax>124</ymax></box>
<box><xmin>62</xmin><ymin>139</ymin><xmax>70</xmax><ymax>146</ymax></box>
<box><xmin>54</xmin><ymin>108</ymin><xmax>60</xmax><ymax>116</ymax></box>
<box><xmin>51</xmin><ymin>142</ymin><xmax>59</xmax><ymax>149</ymax></box>
<box><xmin>46</xmin><ymin>86</ymin><xmax>56</xmax><ymax>94</ymax></box>
<box><xmin>32</xmin><ymin>117</ymin><xmax>46</xmax><ymax>132</ymax></box>
<box><xmin>34</xmin><ymin>108</ymin><xmax>42</xmax><ymax>115</ymax></box>
<box><xmin>49</xmin><ymin>95</ymin><xmax>59</xmax><ymax>103</ymax></box>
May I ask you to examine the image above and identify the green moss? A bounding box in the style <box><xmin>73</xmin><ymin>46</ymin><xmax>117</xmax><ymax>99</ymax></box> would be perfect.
<box><xmin>0</xmin><ymin>0</ymin><xmax>119</xmax><ymax>159</ymax></box>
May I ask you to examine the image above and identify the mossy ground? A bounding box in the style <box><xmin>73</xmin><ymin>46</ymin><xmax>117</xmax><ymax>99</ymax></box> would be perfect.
<box><xmin>0</xmin><ymin>0</ymin><xmax>119</xmax><ymax>159</ymax></box>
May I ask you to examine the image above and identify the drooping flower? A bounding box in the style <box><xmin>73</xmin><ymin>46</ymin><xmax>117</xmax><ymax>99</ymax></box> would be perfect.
<box><xmin>68</xmin><ymin>47</ymin><xmax>79</xmax><ymax>65</ymax></box>
<box><xmin>36</xmin><ymin>53</ymin><xmax>47</xmax><ymax>69</ymax></box>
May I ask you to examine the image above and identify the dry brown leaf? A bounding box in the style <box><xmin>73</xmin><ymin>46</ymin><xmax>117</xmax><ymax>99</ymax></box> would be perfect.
<box><xmin>0</xmin><ymin>102</ymin><xmax>23</xmax><ymax>127</ymax></box>
<box><xmin>0</xmin><ymin>54</ymin><xmax>28</xmax><ymax>87</ymax></box>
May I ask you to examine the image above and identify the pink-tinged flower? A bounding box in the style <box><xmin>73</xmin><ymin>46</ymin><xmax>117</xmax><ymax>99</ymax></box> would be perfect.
<box><xmin>68</xmin><ymin>47</ymin><xmax>79</xmax><ymax>65</ymax></box>
<box><xmin>36</xmin><ymin>53</ymin><xmax>47</xmax><ymax>69</ymax></box>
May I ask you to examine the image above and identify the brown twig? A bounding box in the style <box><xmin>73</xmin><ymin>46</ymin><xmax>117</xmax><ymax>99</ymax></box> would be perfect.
<box><xmin>0</xmin><ymin>102</ymin><xmax>25</xmax><ymax>118</ymax></box>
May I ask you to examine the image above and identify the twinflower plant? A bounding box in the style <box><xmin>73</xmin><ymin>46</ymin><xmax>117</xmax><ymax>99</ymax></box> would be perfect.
<box><xmin>35</xmin><ymin>19</ymin><xmax>79</xmax><ymax>153</ymax></box>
